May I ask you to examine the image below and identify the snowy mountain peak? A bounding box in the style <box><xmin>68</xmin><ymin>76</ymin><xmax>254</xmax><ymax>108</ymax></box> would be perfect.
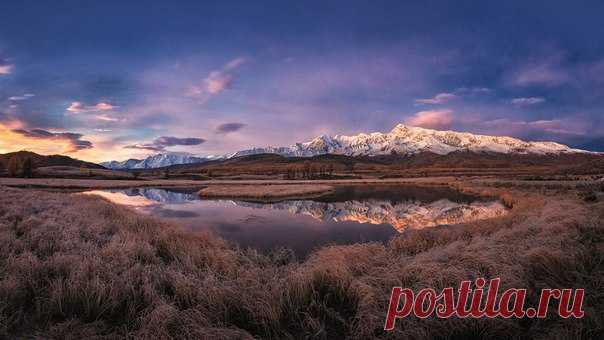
<box><xmin>233</xmin><ymin>123</ymin><xmax>588</xmax><ymax>158</ymax></box>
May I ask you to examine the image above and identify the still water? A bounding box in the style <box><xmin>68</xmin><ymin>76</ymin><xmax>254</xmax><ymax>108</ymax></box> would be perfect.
<box><xmin>82</xmin><ymin>185</ymin><xmax>507</xmax><ymax>257</ymax></box>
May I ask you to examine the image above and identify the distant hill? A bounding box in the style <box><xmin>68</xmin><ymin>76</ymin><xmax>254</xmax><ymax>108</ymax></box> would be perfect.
<box><xmin>0</xmin><ymin>151</ymin><xmax>104</xmax><ymax>170</ymax></box>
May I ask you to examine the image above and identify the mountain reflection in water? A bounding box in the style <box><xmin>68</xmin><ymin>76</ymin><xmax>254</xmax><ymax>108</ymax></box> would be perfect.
<box><xmin>232</xmin><ymin>199</ymin><xmax>507</xmax><ymax>231</ymax></box>
<box><xmin>80</xmin><ymin>185</ymin><xmax>508</xmax><ymax>257</ymax></box>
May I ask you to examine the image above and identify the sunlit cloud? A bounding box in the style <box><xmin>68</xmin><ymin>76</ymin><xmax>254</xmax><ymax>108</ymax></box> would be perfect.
<box><xmin>0</xmin><ymin>121</ymin><xmax>93</xmax><ymax>154</ymax></box>
<box><xmin>405</xmin><ymin>109</ymin><xmax>453</xmax><ymax>130</ymax></box>
<box><xmin>511</xmin><ymin>97</ymin><xmax>546</xmax><ymax>105</ymax></box>
<box><xmin>124</xmin><ymin>136</ymin><xmax>206</xmax><ymax>152</ymax></box>
<box><xmin>188</xmin><ymin>57</ymin><xmax>247</xmax><ymax>101</ymax></box>
<box><xmin>11</xmin><ymin>128</ymin><xmax>93</xmax><ymax>152</ymax></box>
<box><xmin>415</xmin><ymin>93</ymin><xmax>456</xmax><ymax>105</ymax></box>
<box><xmin>67</xmin><ymin>101</ymin><xmax>118</xmax><ymax>113</ymax></box>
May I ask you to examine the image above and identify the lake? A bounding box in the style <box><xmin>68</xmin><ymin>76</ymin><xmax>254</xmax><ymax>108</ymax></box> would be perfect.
<box><xmin>81</xmin><ymin>185</ymin><xmax>507</xmax><ymax>258</ymax></box>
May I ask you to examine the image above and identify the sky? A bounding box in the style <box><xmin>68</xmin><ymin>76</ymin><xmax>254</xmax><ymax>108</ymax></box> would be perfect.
<box><xmin>1</xmin><ymin>0</ymin><xmax>604</xmax><ymax>162</ymax></box>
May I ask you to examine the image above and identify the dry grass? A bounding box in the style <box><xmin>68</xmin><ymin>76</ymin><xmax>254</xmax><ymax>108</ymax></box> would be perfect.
<box><xmin>34</xmin><ymin>166</ymin><xmax>135</xmax><ymax>180</ymax></box>
<box><xmin>0</xmin><ymin>183</ymin><xmax>602</xmax><ymax>339</ymax></box>
<box><xmin>198</xmin><ymin>184</ymin><xmax>334</xmax><ymax>200</ymax></box>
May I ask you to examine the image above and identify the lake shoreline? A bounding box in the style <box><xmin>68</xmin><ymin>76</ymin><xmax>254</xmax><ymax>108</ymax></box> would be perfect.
<box><xmin>198</xmin><ymin>184</ymin><xmax>335</xmax><ymax>201</ymax></box>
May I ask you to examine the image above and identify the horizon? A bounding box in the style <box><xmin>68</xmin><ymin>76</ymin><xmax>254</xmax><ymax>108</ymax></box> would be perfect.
<box><xmin>2</xmin><ymin>1</ymin><xmax>604</xmax><ymax>162</ymax></box>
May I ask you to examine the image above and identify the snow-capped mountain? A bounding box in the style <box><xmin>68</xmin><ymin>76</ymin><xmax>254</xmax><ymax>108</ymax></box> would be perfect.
<box><xmin>231</xmin><ymin>124</ymin><xmax>588</xmax><ymax>158</ymax></box>
<box><xmin>101</xmin><ymin>153</ymin><xmax>221</xmax><ymax>170</ymax></box>
<box><xmin>101</xmin><ymin>124</ymin><xmax>589</xmax><ymax>169</ymax></box>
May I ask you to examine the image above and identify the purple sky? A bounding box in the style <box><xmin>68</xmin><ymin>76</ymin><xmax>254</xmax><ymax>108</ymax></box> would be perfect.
<box><xmin>1</xmin><ymin>1</ymin><xmax>603</xmax><ymax>162</ymax></box>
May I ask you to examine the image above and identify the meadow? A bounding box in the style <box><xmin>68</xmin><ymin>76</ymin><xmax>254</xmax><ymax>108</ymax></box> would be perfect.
<box><xmin>0</xmin><ymin>180</ymin><xmax>602</xmax><ymax>339</ymax></box>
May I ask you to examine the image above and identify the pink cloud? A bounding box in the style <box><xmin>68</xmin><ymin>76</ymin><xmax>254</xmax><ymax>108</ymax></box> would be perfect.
<box><xmin>405</xmin><ymin>109</ymin><xmax>453</xmax><ymax>130</ymax></box>
<box><xmin>188</xmin><ymin>57</ymin><xmax>247</xmax><ymax>100</ymax></box>
<box><xmin>67</xmin><ymin>101</ymin><xmax>118</xmax><ymax>113</ymax></box>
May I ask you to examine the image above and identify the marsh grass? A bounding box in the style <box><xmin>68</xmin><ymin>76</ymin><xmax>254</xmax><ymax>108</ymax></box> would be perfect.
<box><xmin>0</xmin><ymin>185</ymin><xmax>602</xmax><ymax>339</ymax></box>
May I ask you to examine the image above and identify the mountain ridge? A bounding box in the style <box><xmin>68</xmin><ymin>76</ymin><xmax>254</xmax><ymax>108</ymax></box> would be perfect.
<box><xmin>101</xmin><ymin>124</ymin><xmax>591</xmax><ymax>169</ymax></box>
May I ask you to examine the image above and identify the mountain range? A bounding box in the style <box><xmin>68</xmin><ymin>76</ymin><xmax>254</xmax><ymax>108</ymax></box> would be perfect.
<box><xmin>101</xmin><ymin>124</ymin><xmax>590</xmax><ymax>169</ymax></box>
<box><xmin>100</xmin><ymin>153</ymin><xmax>223</xmax><ymax>170</ymax></box>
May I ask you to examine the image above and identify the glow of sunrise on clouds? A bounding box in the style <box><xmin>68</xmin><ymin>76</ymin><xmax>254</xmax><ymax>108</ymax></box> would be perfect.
<box><xmin>1</xmin><ymin>0</ymin><xmax>604</xmax><ymax>162</ymax></box>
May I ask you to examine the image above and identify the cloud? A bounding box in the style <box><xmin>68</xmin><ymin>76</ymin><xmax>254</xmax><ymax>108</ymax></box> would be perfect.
<box><xmin>511</xmin><ymin>54</ymin><xmax>571</xmax><ymax>87</ymax></box>
<box><xmin>481</xmin><ymin>118</ymin><xmax>584</xmax><ymax>136</ymax></box>
<box><xmin>188</xmin><ymin>57</ymin><xmax>247</xmax><ymax>101</ymax></box>
<box><xmin>511</xmin><ymin>97</ymin><xmax>546</xmax><ymax>105</ymax></box>
<box><xmin>67</xmin><ymin>101</ymin><xmax>118</xmax><ymax>113</ymax></box>
<box><xmin>8</xmin><ymin>94</ymin><xmax>35</xmax><ymax>101</ymax></box>
<box><xmin>455</xmin><ymin>87</ymin><xmax>491</xmax><ymax>94</ymax></box>
<box><xmin>405</xmin><ymin>109</ymin><xmax>453</xmax><ymax>130</ymax></box>
<box><xmin>124</xmin><ymin>136</ymin><xmax>206</xmax><ymax>151</ymax></box>
<box><xmin>11</xmin><ymin>128</ymin><xmax>93</xmax><ymax>152</ymax></box>
<box><xmin>215</xmin><ymin>122</ymin><xmax>247</xmax><ymax>134</ymax></box>
<box><xmin>0</xmin><ymin>58</ymin><xmax>13</xmax><ymax>75</ymax></box>
<box><xmin>95</xmin><ymin>113</ymin><xmax>121</xmax><ymax>122</ymax></box>
<box><xmin>415</xmin><ymin>93</ymin><xmax>456</xmax><ymax>105</ymax></box>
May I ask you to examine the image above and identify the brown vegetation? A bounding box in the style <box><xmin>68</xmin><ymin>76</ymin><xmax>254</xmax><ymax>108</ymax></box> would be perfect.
<box><xmin>163</xmin><ymin>152</ymin><xmax>604</xmax><ymax>180</ymax></box>
<box><xmin>0</xmin><ymin>183</ymin><xmax>603</xmax><ymax>338</ymax></box>
<box><xmin>0</xmin><ymin>176</ymin><xmax>456</xmax><ymax>189</ymax></box>
<box><xmin>0</xmin><ymin>151</ymin><xmax>102</xmax><ymax>172</ymax></box>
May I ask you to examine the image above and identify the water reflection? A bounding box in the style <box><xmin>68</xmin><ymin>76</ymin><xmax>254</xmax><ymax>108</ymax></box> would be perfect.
<box><xmin>233</xmin><ymin>199</ymin><xmax>507</xmax><ymax>231</ymax></box>
<box><xmin>80</xmin><ymin>185</ymin><xmax>507</xmax><ymax>257</ymax></box>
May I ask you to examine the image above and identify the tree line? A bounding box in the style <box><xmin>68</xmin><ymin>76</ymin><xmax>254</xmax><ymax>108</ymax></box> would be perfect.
<box><xmin>285</xmin><ymin>161</ymin><xmax>335</xmax><ymax>179</ymax></box>
<box><xmin>1</xmin><ymin>155</ymin><xmax>34</xmax><ymax>178</ymax></box>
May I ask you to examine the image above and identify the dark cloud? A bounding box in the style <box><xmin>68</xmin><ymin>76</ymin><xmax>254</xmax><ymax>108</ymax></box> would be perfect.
<box><xmin>11</xmin><ymin>128</ymin><xmax>93</xmax><ymax>152</ymax></box>
<box><xmin>124</xmin><ymin>136</ymin><xmax>205</xmax><ymax>151</ymax></box>
<box><xmin>215</xmin><ymin>122</ymin><xmax>247</xmax><ymax>134</ymax></box>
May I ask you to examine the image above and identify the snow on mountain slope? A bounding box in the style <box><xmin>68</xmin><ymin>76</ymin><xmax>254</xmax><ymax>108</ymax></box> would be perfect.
<box><xmin>231</xmin><ymin>124</ymin><xmax>588</xmax><ymax>158</ymax></box>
